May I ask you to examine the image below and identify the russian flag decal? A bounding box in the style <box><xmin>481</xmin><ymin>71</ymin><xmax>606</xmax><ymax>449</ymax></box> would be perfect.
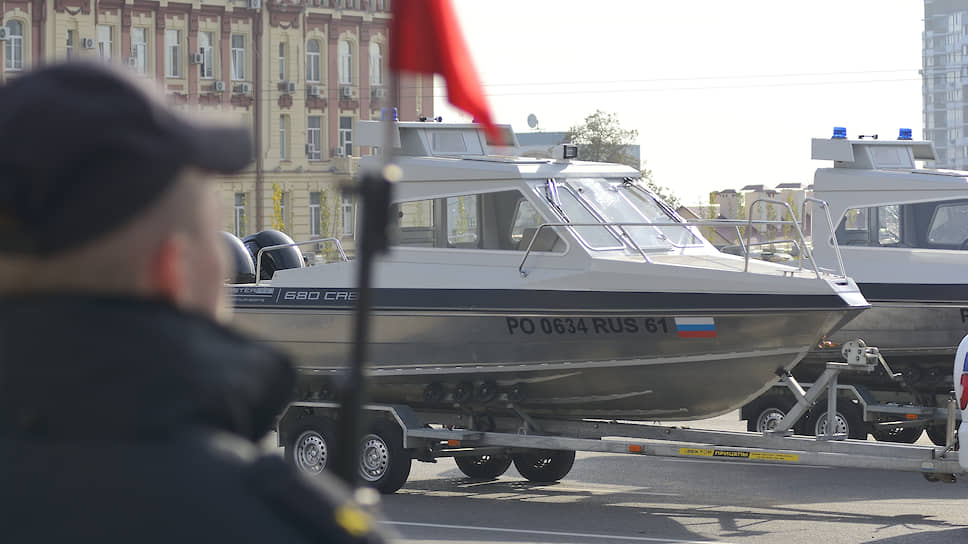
<box><xmin>675</xmin><ymin>317</ymin><xmax>717</xmax><ymax>338</ymax></box>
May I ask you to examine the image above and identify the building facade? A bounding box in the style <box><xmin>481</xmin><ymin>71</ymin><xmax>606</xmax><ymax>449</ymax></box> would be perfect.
<box><xmin>923</xmin><ymin>0</ymin><xmax>968</xmax><ymax>169</ymax></box>
<box><xmin>0</xmin><ymin>0</ymin><xmax>434</xmax><ymax>259</ymax></box>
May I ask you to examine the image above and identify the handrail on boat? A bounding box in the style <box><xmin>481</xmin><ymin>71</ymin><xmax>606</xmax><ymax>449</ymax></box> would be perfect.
<box><xmin>801</xmin><ymin>197</ymin><xmax>847</xmax><ymax>279</ymax></box>
<box><xmin>518</xmin><ymin>216</ymin><xmax>819</xmax><ymax>278</ymax></box>
<box><xmin>744</xmin><ymin>199</ymin><xmax>822</xmax><ymax>276</ymax></box>
<box><xmin>255</xmin><ymin>237</ymin><xmax>348</xmax><ymax>283</ymax></box>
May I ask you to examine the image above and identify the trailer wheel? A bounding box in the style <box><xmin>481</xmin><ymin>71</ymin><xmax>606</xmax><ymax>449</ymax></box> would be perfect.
<box><xmin>512</xmin><ymin>450</ymin><xmax>575</xmax><ymax>483</ymax></box>
<box><xmin>872</xmin><ymin>426</ymin><xmax>923</xmax><ymax>444</ymax></box>
<box><xmin>805</xmin><ymin>401</ymin><xmax>867</xmax><ymax>440</ymax></box>
<box><xmin>747</xmin><ymin>395</ymin><xmax>796</xmax><ymax>433</ymax></box>
<box><xmin>358</xmin><ymin>420</ymin><xmax>412</xmax><ymax>494</ymax></box>
<box><xmin>454</xmin><ymin>453</ymin><xmax>513</xmax><ymax>479</ymax></box>
<box><xmin>284</xmin><ymin>417</ymin><xmax>336</xmax><ymax>476</ymax></box>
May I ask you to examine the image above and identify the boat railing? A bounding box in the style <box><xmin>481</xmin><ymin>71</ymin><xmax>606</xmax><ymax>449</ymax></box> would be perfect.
<box><xmin>801</xmin><ymin>197</ymin><xmax>847</xmax><ymax>278</ymax></box>
<box><xmin>255</xmin><ymin>238</ymin><xmax>348</xmax><ymax>282</ymax></box>
<box><xmin>745</xmin><ymin>199</ymin><xmax>822</xmax><ymax>277</ymax></box>
<box><xmin>518</xmin><ymin>216</ymin><xmax>823</xmax><ymax>278</ymax></box>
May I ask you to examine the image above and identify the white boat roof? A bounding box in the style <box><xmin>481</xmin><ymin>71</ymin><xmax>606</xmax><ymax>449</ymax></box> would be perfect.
<box><xmin>358</xmin><ymin>120</ymin><xmax>641</xmax><ymax>182</ymax></box>
<box><xmin>811</xmin><ymin>137</ymin><xmax>968</xmax><ymax>196</ymax></box>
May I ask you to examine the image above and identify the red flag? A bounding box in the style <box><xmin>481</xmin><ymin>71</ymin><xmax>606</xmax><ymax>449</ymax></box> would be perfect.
<box><xmin>390</xmin><ymin>0</ymin><xmax>501</xmax><ymax>142</ymax></box>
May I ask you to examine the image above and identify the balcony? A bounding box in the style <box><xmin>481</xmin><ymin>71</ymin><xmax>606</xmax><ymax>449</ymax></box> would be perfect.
<box><xmin>331</xmin><ymin>155</ymin><xmax>360</xmax><ymax>176</ymax></box>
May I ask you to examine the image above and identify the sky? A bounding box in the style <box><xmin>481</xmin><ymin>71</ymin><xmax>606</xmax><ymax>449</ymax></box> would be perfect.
<box><xmin>434</xmin><ymin>0</ymin><xmax>926</xmax><ymax>206</ymax></box>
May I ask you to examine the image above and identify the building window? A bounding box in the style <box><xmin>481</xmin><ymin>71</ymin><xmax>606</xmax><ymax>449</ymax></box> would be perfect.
<box><xmin>5</xmin><ymin>21</ymin><xmax>23</xmax><ymax>71</ymax></box>
<box><xmin>338</xmin><ymin>39</ymin><xmax>352</xmax><ymax>84</ymax></box>
<box><xmin>66</xmin><ymin>29</ymin><xmax>74</xmax><ymax>61</ymax></box>
<box><xmin>342</xmin><ymin>194</ymin><xmax>354</xmax><ymax>236</ymax></box>
<box><xmin>307</xmin><ymin>116</ymin><xmax>322</xmax><ymax>161</ymax></box>
<box><xmin>339</xmin><ymin>116</ymin><xmax>353</xmax><ymax>157</ymax></box>
<box><xmin>234</xmin><ymin>193</ymin><xmax>247</xmax><ymax>237</ymax></box>
<box><xmin>165</xmin><ymin>29</ymin><xmax>180</xmax><ymax>78</ymax></box>
<box><xmin>199</xmin><ymin>31</ymin><xmax>214</xmax><ymax>79</ymax></box>
<box><xmin>279</xmin><ymin>115</ymin><xmax>288</xmax><ymax>161</ymax></box>
<box><xmin>310</xmin><ymin>192</ymin><xmax>322</xmax><ymax>236</ymax></box>
<box><xmin>369</xmin><ymin>42</ymin><xmax>383</xmax><ymax>85</ymax></box>
<box><xmin>278</xmin><ymin>42</ymin><xmax>286</xmax><ymax>82</ymax></box>
<box><xmin>231</xmin><ymin>34</ymin><xmax>246</xmax><ymax>81</ymax></box>
<box><xmin>306</xmin><ymin>39</ymin><xmax>321</xmax><ymax>82</ymax></box>
<box><xmin>131</xmin><ymin>28</ymin><xmax>147</xmax><ymax>74</ymax></box>
<box><xmin>97</xmin><ymin>25</ymin><xmax>112</xmax><ymax>60</ymax></box>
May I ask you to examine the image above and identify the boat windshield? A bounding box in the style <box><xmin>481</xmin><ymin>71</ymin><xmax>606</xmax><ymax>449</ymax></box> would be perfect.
<box><xmin>564</xmin><ymin>178</ymin><xmax>704</xmax><ymax>249</ymax></box>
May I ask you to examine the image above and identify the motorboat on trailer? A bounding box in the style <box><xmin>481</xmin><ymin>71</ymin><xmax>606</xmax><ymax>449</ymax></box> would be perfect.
<box><xmin>800</xmin><ymin>134</ymin><xmax>968</xmax><ymax>401</ymax></box>
<box><xmin>226</xmin><ymin>121</ymin><xmax>868</xmax><ymax>422</ymax></box>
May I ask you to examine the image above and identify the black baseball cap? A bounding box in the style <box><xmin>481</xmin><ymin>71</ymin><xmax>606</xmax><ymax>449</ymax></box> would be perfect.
<box><xmin>0</xmin><ymin>61</ymin><xmax>253</xmax><ymax>256</ymax></box>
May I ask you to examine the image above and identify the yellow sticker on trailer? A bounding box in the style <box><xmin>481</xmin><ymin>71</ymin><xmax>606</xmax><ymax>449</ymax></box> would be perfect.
<box><xmin>678</xmin><ymin>448</ymin><xmax>798</xmax><ymax>462</ymax></box>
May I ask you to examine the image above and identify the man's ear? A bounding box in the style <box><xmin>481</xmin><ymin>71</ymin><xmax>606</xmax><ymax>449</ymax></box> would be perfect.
<box><xmin>148</xmin><ymin>235</ymin><xmax>187</xmax><ymax>305</ymax></box>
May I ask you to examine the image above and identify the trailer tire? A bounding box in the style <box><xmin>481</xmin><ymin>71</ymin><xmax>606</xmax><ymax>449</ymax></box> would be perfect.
<box><xmin>455</xmin><ymin>453</ymin><xmax>513</xmax><ymax>479</ymax></box>
<box><xmin>872</xmin><ymin>426</ymin><xmax>923</xmax><ymax>444</ymax></box>
<box><xmin>805</xmin><ymin>401</ymin><xmax>867</xmax><ymax>440</ymax></box>
<box><xmin>358</xmin><ymin>420</ymin><xmax>412</xmax><ymax>494</ymax></box>
<box><xmin>512</xmin><ymin>450</ymin><xmax>575</xmax><ymax>483</ymax></box>
<box><xmin>284</xmin><ymin>417</ymin><xmax>336</xmax><ymax>477</ymax></box>
<box><xmin>747</xmin><ymin>395</ymin><xmax>796</xmax><ymax>433</ymax></box>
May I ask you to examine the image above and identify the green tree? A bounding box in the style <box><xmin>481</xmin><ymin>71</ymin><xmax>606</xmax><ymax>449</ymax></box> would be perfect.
<box><xmin>641</xmin><ymin>165</ymin><xmax>680</xmax><ymax>208</ymax></box>
<box><xmin>565</xmin><ymin>110</ymin><xmax>679</xmax><ymax>208</ymax></box>
<box><xmin>565</xmin><ymin>110</ymin><xmax>640</xmax><ymax>168</ymax></box>
<box><xmin>271</xmin><ymin>183</ymin><xmax>286</xmax><ymax>233</ymax></box>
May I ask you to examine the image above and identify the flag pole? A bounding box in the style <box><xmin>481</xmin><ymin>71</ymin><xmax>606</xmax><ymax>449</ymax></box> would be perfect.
<box><xmin>331</xmin><ymin>47</ymin><xmax>398</xmax><ymax>490</ymax></box>
<box><xmin>333</xmin><ymin>0</ymin><xmax>496</xmax><ymax>487</ymax></box>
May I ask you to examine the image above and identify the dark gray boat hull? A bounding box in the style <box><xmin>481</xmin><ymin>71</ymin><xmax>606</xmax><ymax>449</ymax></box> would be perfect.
<box><xmin>232</xmin><ymin>289</ymin><xmax>863</xmax><ymax>420</ymax></box>
<box><xmin>802</xmin><ymin>302</ymin><xmax>968</xmax><ymax>395</ymax></box>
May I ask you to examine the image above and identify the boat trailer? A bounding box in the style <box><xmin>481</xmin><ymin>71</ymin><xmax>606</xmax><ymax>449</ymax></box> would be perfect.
<box><xmin>275</xmin><ymin>341</ymin><xmax>962</xmax><ymax>493</ymax></box>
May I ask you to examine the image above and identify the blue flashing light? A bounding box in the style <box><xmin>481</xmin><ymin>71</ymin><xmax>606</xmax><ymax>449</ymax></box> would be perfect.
<box><xmin>832</xmin><ymin>127</ymin><xmax>847</xmax><ymax>139</ymax></box>
<box><xmin>898</xmin><ymin>128</ymin><xmax>913</xmax><ymax>140</ymax></box>
<box><xmin>380</xmin><ymin>107</ymin><xmax>400</xmax><ymax>121</ymax></box>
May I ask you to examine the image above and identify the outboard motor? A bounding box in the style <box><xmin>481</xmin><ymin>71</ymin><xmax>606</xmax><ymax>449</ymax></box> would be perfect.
<box><xmin>242</xmin><ymin>229</ymin><xmax>304</xmax><ymax>280</ymax></box>
<box><xmin>219</xmin><ymin>231</ymin><xmax>256</xmax><ymax>284</ymax></box>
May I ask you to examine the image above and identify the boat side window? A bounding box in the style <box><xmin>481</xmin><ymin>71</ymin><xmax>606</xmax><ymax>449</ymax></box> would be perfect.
<box><xmin>446</xmin><ymin>195</ymin><xmax>479</xmax><ymax>248</ymax></box>
<box><xmin>836</xmin><ymin>208</ymin><xmax>871</xmax><ymax>245</ymax></box>
<box><xmin>837</xmin><ymin>205</ymin><xmax>901</xmax><ymax>247</ymax></box>
<box><xmin>836</xmin><ymin>200</ymin><xmax>968</xmax><ymax>249</ymax></box>
<box><xmin>877</xmin><ymin>205</ymin><xmax>901</xmax><ymax>246</ymax></box>
<box><xmin>390</xmin><ymin>199</ymin><xmax>437</xmax><ymax>247</ymax></box>
<box><xmin>926</xmin><ymin>201</ymin><xmax>968</xmax><ymax>248</ymax></box>
<box><xmin>390</xmin><ymin>189</ymin><xmax>563</xmax><ymax>252</ymax></box>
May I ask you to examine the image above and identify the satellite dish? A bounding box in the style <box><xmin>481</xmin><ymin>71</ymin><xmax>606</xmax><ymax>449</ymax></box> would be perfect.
<box><xmin>527</xmin><ymin>113</ymin><xmax>539</xmax><ymax>130</ymax></box>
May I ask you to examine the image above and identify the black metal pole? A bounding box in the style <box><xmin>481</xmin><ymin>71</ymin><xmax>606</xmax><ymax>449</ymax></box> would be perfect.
<box><xmin>333</xmin><ymin>170</ymin><xmax>392</xmax><ymax>486</ymax></box>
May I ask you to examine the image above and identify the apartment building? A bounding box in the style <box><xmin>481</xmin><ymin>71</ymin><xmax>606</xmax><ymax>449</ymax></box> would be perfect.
<box><xmin>923</xmin><ymin>0</ymin><xmax>968</xmax><ymax>169</ymax></box>
<box><xmin>0</xmin><ymin>0</ymin><xmax>434</xmax><ymax>258</ymax></box>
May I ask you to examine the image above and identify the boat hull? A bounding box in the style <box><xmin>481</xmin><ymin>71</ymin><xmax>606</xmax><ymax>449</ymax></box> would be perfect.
<box><xmin>232</xmin><ymin>298</ymin><xmax>863</xmax><ymax>420</ymax></box>
<box><xmin>802</xmin><ymin>301</ymin><xmax>968</xmax><ymax>395</ymax></box>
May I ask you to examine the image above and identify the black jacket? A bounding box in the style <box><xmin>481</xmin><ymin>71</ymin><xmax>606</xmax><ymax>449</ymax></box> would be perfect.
<box><xmin>0</xmin><ymin>295</ymin><xmax>389</xmax><ymax>543</ymax></box>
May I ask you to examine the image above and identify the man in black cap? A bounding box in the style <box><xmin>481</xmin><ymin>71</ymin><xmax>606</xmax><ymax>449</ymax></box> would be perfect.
<box><xmin>0</xmin><ymin>62</ymin><xmax>390</xmax><ymax>543</ymax></box>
